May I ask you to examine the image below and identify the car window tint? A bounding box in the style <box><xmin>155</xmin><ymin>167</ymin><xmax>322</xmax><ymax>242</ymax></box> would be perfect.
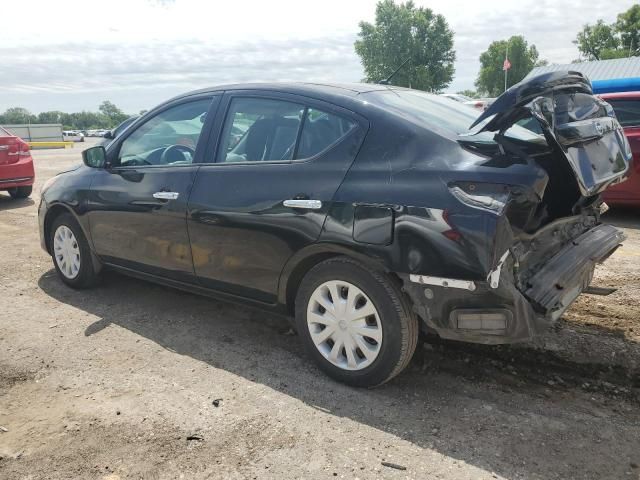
<box><xmin>118</xmin><ymin>99</ymin><xmax>212</xmax><ymax>167</ymax></box>
<box><xmin>295</xmin><ymin>108</ymin><xmax>356</xmax><ymax>159</ymax></box>
<box><xmin>607</xmin><ymin>99</ymin><xmax>640</xmax><ymax>127</ymax></box>
<box><xmin>219</xmin><ymin>98</ymin><xmax>304</xmax><ymax>163</ymax></box>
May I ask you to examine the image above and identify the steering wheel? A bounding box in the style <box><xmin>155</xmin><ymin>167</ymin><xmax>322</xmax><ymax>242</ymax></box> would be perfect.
<box><xmin>160</xmin><ymin>144</ymin><xmax>195</xmax><ymax>164</ymax></box>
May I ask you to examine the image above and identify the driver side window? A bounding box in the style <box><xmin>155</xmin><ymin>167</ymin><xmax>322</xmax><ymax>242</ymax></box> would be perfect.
<box><xmin>118</xmin><ymin>98</ymin><xmax>212</xmax><ymax>167</ymax></box>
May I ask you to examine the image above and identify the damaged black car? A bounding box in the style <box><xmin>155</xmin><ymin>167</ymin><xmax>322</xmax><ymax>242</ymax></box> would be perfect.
<box><xmin>39</xmin><ymin>72</ymin><xmax>631</xmax><ymax>387</ymax></box>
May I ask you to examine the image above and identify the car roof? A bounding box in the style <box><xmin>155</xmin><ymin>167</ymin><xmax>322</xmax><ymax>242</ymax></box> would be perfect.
<box><xmin>166</xmin><ymin>82</ymin><xmax>404</xmax><ymax>110</ymax></box>
<box><xmin>600</xmin><ymin>91</ymin><xmax>640</xmax><ymax>100</ymax></box>
<box><xmin>187</xmin><ymin>82</ymin><xmax>393</xmax><ymax>96</ymax></box>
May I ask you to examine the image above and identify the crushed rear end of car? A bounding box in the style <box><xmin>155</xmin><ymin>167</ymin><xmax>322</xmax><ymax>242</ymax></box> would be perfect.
<box><xmin>401</xmin><ymin>72</ymin><xmax>631</xmax><ymax>344</ymax></box>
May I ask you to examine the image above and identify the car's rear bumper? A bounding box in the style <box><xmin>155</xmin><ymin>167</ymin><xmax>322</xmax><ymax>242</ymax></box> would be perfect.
<box><xmin>523</xmin><ymin>224</ymin><xmax>624</xmax><ymax>319</ymax></box>
<box><xmin>0</xmin><ymin>156</ymin><xmax>35</xmax><ymax>189</ymax></box>
<box><xmin>401</xmin><ymin>273</ymin><xmax>542</xmax><ymax>344</ymax></box>
<box><xmin>400</xmin><ymin>224</ymin><xmax>625</xmax><ymax>344</ymax></box>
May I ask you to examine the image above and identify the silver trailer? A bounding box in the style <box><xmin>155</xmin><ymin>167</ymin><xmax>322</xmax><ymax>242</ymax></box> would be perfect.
<box><xmin>1</xmin><ymin>124</ymin><xmax>63</xmax><ymax>142</ymax></box>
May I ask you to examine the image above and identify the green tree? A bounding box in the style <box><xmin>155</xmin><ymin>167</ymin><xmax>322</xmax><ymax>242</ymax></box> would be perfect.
<box><xmin>475</xmin><ymin>36</ymin><xmax>541</xmax><ymax>97</ymax></box>
<box><xmin>98</xmin><ymin>100</ymin><xmax>128</xmax><ymax>125</ymax></box>
<box><xmin>616</xmin><ymin>4</ymin><xmax>640</xmax><ymax>56</ymax></box>
<box><xmin>1</xmin><ymin>105</ymin><xmax>129</xmax><ymax>129</ymax></box>
<box><xmin>0</xmin><ymin>107</ymin><xmax>37</xmax><ymax>124</ymax></box>
<box><xmin>574</xmin><ymin>20</ymin><xmax>620</xmax><ymax>60</ymax></box>
<box><xmin>37</xmin><ymin>111</ymin><xmax>64</xmax><ymax>124</ymax></box>
<box><xmin>600</xmin><ymin>48</ymin><xmax>633</xmax><ymax>60</ymax></box>
<box><xmin>354</xmin><ymin>0</ymin><xmax>455</xmax><ymax>92</ymax></box>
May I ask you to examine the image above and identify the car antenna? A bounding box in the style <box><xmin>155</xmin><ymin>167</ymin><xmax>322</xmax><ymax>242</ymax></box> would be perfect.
<box><xmin>378</xmin><ymin>57</ymin><xmax>411</xmax><ymax>85</ymax></box>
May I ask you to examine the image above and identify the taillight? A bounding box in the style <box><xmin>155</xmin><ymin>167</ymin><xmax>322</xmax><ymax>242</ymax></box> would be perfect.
<box><xmin>474</xmin><ymin>101</ymin><xmax>484</xmax><ymax>109</ymax></box>
<box><xmin>18</xmin><ymin>140</ymin><xmax>30</xmax><ymax>156</ymax></box>
<box><xmin>449</xmin><ymin>182</ymin><xmax>511</xmax><ymax>214</ymax></box>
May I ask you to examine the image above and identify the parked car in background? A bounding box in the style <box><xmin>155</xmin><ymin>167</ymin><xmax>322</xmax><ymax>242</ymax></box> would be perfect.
<box><xmin>39</xmin><ymin>73</ymin><xmax>630</xmax><ymax>387</ymax></box>
<box><xmin>600</xmin><ymin>91</ymin><xmax>640</xmax><ymax>207</ymax></box>
<box><xmin>441</xmin><ymin>93</ymin><xmax>495</xmax><ymax>111</ymax></box>
<box><xmin>0</xmin><ymin>126</ymin><xmax>34</xmax><ymax>199</ymax></box>
<box><xmin>62</xmin><ymin>130</ymin><xmax>85</xmax><ymax>142</ymax></box>
<box><xmin>99</xmin><ymin>116</ymin><xmax>139</xmax><ymax>147</ymax></box>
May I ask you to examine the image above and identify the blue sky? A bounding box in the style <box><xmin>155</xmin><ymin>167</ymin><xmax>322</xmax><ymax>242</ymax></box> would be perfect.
<box><xmin>1</xmin><ymin>0</ymin><xmax>636</xmax><ymax>113</ymax></box>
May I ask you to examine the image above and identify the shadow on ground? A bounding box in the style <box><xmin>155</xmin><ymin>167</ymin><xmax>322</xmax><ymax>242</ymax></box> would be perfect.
<box><xmin>0</xmin><ymin>194</ymin><xmax>34</xmax><ymax>211</ymax></box>
<box><xmin>37</xmin><ymin>269</ymin><xmax>640</xmax><ymax>479</ymax></box>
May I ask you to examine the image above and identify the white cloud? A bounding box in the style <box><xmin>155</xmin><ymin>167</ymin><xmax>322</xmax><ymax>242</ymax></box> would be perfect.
<box><xmin>0</xmin><ymin>0</ymin><xmax>637</xmax><ymax>112</ymax></box>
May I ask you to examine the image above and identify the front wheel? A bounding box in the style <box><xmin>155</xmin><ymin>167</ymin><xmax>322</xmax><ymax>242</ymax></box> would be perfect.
<box><xmin>295</xmin><ymin>257</ymin><xmax>418</xmax><ymax>387</ymax></box>
<box><xmin>49</xmin><ymin>213</ymin><xmax>100</xmax><ymax>288</ymax></box>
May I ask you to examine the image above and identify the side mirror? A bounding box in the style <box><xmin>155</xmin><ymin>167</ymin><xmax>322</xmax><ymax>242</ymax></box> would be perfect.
<box><xmin>82</xmin><ymin>146</ymin><xmax>107</xmax><ymax>168</ymax></box>
<box><xmin>103</xmin><ymin>130</ymin><xmax>114</xmax><ymax>139</ymax></box>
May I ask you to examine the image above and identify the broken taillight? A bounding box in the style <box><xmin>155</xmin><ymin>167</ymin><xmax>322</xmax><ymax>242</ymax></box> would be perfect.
<box><xmin>449</xmin><ymin>182</ymin><xmax>511</xmax><ymax>214</ymax></box>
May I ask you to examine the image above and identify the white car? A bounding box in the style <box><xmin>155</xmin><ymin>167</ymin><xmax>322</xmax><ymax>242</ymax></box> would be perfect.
<box><xmin>62</xmin><ymin>130</ymin><xmax>85</xmax><ymax>142</ymax></box>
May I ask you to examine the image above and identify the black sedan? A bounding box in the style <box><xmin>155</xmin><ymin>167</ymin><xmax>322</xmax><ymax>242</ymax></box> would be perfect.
<box><xmin>38</xmin><ymin>73</ymin><xmax>631</xmax><ymax>387</ymax></box>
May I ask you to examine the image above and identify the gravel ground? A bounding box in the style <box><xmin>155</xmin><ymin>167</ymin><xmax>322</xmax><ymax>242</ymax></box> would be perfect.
<box><xmin>1</xmin><ymin>140</ymin><xmax>639</xmax><ymax>480</ymax></box>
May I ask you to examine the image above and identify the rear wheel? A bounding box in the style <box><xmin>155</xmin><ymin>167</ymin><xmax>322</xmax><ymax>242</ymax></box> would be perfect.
<box><xmin>8</xmin><ymin>186</ymin><xmax>32</xmax><ymax>199</ymax></box>
<box><xmin>295</xmin><ymin>257</ymin><xmax>418</xmax><ymax>387</ymax></box>
<box><xmin>49</xmin><ymin>213</ymin><xmax>100</xmax><ymax>288</ymax></box>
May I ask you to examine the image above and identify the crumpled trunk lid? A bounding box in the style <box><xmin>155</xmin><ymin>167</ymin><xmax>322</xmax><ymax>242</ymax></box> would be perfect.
<box><xmin>470</xmin><ymin>71</ymin><xmax>632</xmax><ymax>196</ymax></box>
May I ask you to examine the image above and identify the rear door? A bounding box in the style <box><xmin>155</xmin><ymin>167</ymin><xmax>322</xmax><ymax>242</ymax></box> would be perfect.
<box><xmin>88</xmin><ymin>95</ymin><xmax>219</xmax><ymax>283</ymax></box>
<box><xmin>187</xmin><ymin>91</ymin><xmax>366</xmax><ymax>303</ymax></box>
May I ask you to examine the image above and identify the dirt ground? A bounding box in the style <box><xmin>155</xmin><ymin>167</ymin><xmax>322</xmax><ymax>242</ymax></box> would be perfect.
<box><xmin>1</xmin><ymin>140</ymin><xmax>639</xmax><ymax>480</ymax></box>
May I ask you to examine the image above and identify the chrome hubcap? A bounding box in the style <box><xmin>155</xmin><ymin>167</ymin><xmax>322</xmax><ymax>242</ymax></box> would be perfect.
<box><xmin>53</xmin><ymin>225</ymin><xmax>81</xmax><ymax>279</ymax></box>
<box><xmin>307</xmin><ymin>280</ymin><xmax>382</xmax><ymax>371</ymax></box>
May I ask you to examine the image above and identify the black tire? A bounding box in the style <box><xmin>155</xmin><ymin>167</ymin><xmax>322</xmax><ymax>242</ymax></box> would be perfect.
<box><xmin>8</xmin><ymin>185</ymin><xmax>32</xmax><ymax>199</ymax></box>
<box><xmin>295</xmin><ymin>256</ymin><xmax>418</xmax><ymax>388</ymax></box>
<box><xmin>49</xmin><ymin>212</ymin><xmax>100</xmax><ymax>288</ymax></box>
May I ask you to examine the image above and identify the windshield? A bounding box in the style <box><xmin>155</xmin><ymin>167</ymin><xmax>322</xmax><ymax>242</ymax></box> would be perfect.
<box><xmin>364</xmin><ymin>89</ymin><xmax>542</xmax><ymax>144</ymax></box>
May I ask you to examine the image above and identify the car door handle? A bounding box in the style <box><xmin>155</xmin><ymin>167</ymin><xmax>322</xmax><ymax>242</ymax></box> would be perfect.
<box><xmin>152</xmin><ymin>191</ymin><xmax>179</xmax><ymax>200</ymax></box>
<box><xmin>283</xmin><ymin>199</ymin><xmax>322</xmax><ymax>209</ymax></box>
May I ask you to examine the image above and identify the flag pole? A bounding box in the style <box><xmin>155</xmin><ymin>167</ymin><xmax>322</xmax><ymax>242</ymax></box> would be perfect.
<box><xmin>504</xmin><ymin>44</ymin><xmax>509</xmax><ymax>92</ymax></box>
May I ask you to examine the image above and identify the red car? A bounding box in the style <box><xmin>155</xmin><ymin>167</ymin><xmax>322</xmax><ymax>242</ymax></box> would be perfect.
<box><xmin>0</xmin><ymin>126</ymin><xmax>34</xmax><ymax>199</ymax></box>
<box><xmin>601</xmin><ymin>92</ymin><xmax>640</xmax><ymax>207</ymax></box>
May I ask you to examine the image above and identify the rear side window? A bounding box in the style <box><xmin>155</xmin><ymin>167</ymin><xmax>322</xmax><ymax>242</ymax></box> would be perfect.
<box><xmin>607</xmin><ymin>99</ymin><xmax>640</xmax><ymax>127</ymax></box>
<box><xmin>295</xmin><ymin>108</ymin><xmax>356</xmax><ymax>159</ymax></box>
<box><xmin>218</xmin><ymin>97</ymin><xmax>356</xmax><ymax>163</ymax></box>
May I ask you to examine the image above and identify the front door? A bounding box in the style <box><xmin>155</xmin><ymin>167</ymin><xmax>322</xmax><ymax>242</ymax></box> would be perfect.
<box><xmin>88</xmin><ymin>95</ymin><xmax>218</xmax><ymax>283</ymax></box>
<box><xmin>187</xmin><ymin>92</ymin><xmax>366</xmax><ymax>303</ymax></box>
